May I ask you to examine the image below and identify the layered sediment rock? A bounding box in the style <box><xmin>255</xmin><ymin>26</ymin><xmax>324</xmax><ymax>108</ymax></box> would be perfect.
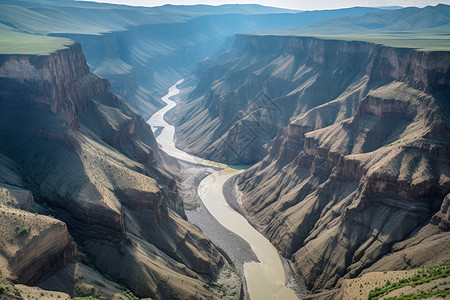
<box><xmin>6</xmin><ymin>211</ymin><xmax>77</xmax><ymax>284</ymax></box>
<box><xmin>0</xmin><ymin>173</ymin><xmax>77</xmax><ymax>285</ymax></box>
<box><xmin>175</xmin><ymin>34</ymin><xmax>450</xmax><ymax>290</ymax></box>
<box><xmin>0</xmin><ymin>42</ymin><xmax>223</xmax><ymax>299</ymax></box>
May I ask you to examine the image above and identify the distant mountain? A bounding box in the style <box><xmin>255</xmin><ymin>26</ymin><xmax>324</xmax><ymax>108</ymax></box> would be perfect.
<box><xmin>0</xmin><ymin>1</ymin><xmax>297</xmax><ymax>35</ymax></box>
<box><xmin>293</xmin><ymin>4</ymin><xmax>450</xmax><ymax>34</ymax></box>
<box><xmin>0</xmin><ymin>0</ymin><xmax>386</xmax><ymax>119</ymax></box>
<box><xmin>158</xmin><ymin>3</ymin><xmax>301</xmax><ymax>14</ymax></box>
<box><xmin>259</xmin><ymin>4</ymin><xmax>450</xmax><ymax>52</ymax></box>
<box><xmin>376</xmin><ymin>6</ymin><xmax>404</xmax><ymax>9</ymax></box>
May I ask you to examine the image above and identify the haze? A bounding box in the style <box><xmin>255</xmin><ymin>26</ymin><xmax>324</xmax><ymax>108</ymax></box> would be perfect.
<box><xmin>77</xmin><ymin>0</ymin><xmax>450</xmax><ymax>10</ymax></box>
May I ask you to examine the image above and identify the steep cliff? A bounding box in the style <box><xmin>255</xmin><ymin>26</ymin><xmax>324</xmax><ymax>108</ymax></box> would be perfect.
<box><xmin>174</xmin><ymin>35</ymin><xmax>376</xmax><ymax>163</ymax></box>
<box><xmin>238</xmin><ymin>38</ymin><xmax>450</xmax><ymax>291</ymax></box>
<box><xmin>0</xmin><ymin>39</ymin><xmax>223</xmax><ymax>299</ymax></box>
<box><xmin>175</xmin><ymin>34</ymin><xmax>450</xmax><ymax>290</ymax></box>
<box><xmin>0</xmin><ymin>206</ymin><xmax>77</xmax><ymax>284</ymax></box>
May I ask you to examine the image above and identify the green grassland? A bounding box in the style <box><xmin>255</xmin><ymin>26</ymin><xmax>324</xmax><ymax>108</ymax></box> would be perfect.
<box><xmin>0</xmin><ymin>30</ymin><xmax>74</xmax><ymax>55</ymax></box>
<box><xmin>260</xmin><ymin>31</ymin><xmax>450</xmax><ymax>51</ymax></box>
<box><xmin>368</xmin><ymin>265</ymin><xmax>450</xmax><ymax>300</ymax></box>
<box><xmin>301</xmin><ymin>33</ymin><xmax>450</xmax><ymax>51</ymax></box>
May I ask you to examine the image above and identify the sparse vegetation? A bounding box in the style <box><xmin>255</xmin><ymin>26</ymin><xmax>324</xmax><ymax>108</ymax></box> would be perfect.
<box><xmin>184</xmin><ymin>201</ymin><xmax>201</xmax><ymax>211</ymax></box>
<box><xmin>384</xmin><ymin>287</ymin><xmax>450</xmax><ymax>299</ymax></box>
<box><xmin>267</xmin><ymin>32</ymin><xmax>450</xmax><ymax>51</ymax></box>
<box><xmin>102</xmin><ymin>273</ymin><xmax>113</xmax><ymax>281</ymax></box>
<box><xmin>116</xmin><ymin>285</ymin><xmax>139</xmax><ymax>300</ymax></box>
<box><xmin>73</xmin><ymin>297</ymin><xmax>100</xmax><ymax>300</ymax></box>
<box><xmin>15</xmin><ymin>225</ymin><xmax>30</xmax><ymax>236</ymax></box>
<box><xmin>122</xmin><ymin>289</ymin><xmax>139</xmax><ymax>300</ymax></box>
<box><xmin>208</xmin><ymin>263</ymin><xmax>239</xmax><ymax>298</ymax></box>
<box><xmin>368</xmin><ymin>266</ymin><xmax>450</xmax><ymax>300</ymax></box>
<box><xmin>210</xmin><ymin>283</ymin><xmax>227</xmax><ymax>297</ymax></box>
<box><xmin>223</xmin><ymin>263</ymin><xmax>233</xmax><ymax>278</ymax></box>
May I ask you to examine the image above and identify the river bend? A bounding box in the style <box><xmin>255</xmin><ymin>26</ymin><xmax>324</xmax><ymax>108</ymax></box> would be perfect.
<box><xmin>148</xmin><ymin>80</ymin><xmax>297</xmax><ymax>300</ymax></box>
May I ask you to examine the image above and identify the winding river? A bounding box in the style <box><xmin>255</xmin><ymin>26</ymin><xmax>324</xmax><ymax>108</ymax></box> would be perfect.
<box><xmin>148</xmin><ymin>80</ymin><xmax>298</xmax><ymax>300</ymax></box>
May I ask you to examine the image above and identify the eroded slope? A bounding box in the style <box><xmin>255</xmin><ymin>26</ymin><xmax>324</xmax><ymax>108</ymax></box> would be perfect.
<box><xmin>174</xmin><ymin>34</ymin><xmax>450</xmax><ymax>291</ymax></box>
<box><xmin>0</xmin><ymin>40</ymin><xmax>223</xmax><ymax>299</ymax></box>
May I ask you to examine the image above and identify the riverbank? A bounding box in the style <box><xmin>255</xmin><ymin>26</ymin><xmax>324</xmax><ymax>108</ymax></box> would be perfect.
<box><xmin>180</xmin><ymin>161</ymin><xmax>259</xmax><ymax>268</ymax></box>
<box><xmin>223</xmin><ymin>175</ymin><xmax>309</xmax><ymax>299</ymax></box>
<box><xmin>150</xmin><ymin>81</ymin><xmax>298</xmax><ymax>300</ymax></box>
<box><xmin>178</xmin><ymin>160</ymin><xmax>257</xmax><ymax>300</ymax></box>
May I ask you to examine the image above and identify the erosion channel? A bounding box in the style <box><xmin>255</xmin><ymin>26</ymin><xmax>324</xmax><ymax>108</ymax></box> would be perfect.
<box><xmin>148</xmin><ymin>80</ymin><xmax>298</xmax><ymax>300</ymax></box>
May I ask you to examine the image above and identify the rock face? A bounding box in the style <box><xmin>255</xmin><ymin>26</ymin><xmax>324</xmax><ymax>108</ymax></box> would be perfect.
<box><xmin>175</xmin><ymin>34</ymin><xmax>450</xmax><ymax>290</ymax></box>
<box><xmin>0</xmin><ymin>42</ymin><xmax>223</xmax><ymax>299</ymax></box>
<box><xmin>0</xmin><ymin>207</ymin><xmax>77</xmax><ymax>285</ymax></box>
<box><xmin>174</xmin><ymin>35</ymin><xmax>450</xmax><ymax>164</ymax></box>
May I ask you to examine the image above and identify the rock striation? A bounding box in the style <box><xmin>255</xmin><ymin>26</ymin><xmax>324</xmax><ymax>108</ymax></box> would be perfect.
<box><xmin>1</xmin><ymin>208</ymin><xmax>77</xmax><ymax>285</ymax></box>
<box><xmin>174</xmin><ymin>34</ymin><xmax>450</xmax><ymax>290</ymax></box>
<box><xmin>0</xmin><ymin>41</ymin><xmax>223</xmax><ymax>299</ymax></box>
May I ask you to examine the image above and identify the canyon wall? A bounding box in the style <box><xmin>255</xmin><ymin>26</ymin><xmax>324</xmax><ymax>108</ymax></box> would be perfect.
<box><xmin>175</xmin><ymin>34</ymin><xmax>450</xmax><ymax>290</ymax></box>
<box><xmin>0</xmin><ymin>42</ymin><xmax>223</xmax><ymax>299</ymax></box>
<box><xmin>55</xmin><ymin>15</ymin><xmax>310</xmax><ymax>119</ymax></box>
<box><xmin>38</xmin><ymin>4</ymin><xmax>379</xmax><ymax>119</ymax></box>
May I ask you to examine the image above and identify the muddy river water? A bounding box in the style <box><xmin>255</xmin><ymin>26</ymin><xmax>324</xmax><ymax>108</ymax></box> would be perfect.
<box><xmin>148</xmin><ymin>80</ymin><xmax>298</xmax><ymax>300</ymax></box>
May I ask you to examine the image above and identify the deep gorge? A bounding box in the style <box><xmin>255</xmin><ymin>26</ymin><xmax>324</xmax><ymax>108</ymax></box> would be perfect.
<box><xmin>0</xmin><ymin>1</ymin><xmax>449</xmax><ymax>299</ymax></box>
<box><xmin>173</xmin><ymin>33</ymin><xmax>450</xmax><ymax>292</ymax></box>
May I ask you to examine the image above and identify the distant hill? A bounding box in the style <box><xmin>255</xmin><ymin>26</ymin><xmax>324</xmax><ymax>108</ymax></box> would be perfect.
<box><xmin>261</xmin><ymin>4</ymin><xmax>450</xmax><ymax>51</ymax></box>
<box><xmin>306</xmin><ymin>4</ymin><xmax>450</xmax><ymax>33</ymax></box>
<box><xmin>0</xmin><ymin>0</ymin><xmax>386</xmax><ymax>119</ymax></box>
<box><xmin>157</xmin><ymin>3</ymin><xmax>301</xmax><ymax>14</ymax></box>
<box><xmin>0</xmin><ymin>1</ymin><xmax>381</xmax><ymax>35</ymax></box>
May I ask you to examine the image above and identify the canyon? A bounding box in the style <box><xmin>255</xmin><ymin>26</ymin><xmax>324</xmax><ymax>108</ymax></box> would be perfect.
<box><xmin>0</xmin><ymin>0</ymin><xmax>382</xmax><ymax>119</ymax></box>
<box><xmin>0</xmin><ymin>1</ymin><xmax>449</xmax><ymax>300</ymax></box>
<box><xmin>0</xmin><ymin>38</ymin><xmax>224</xmax><ymax>299</ymax></box>
<box><xmin>173</xmin><ymin>28</ymin><xmax>450</xmax><ymax>295</ymax></box>
<box><xmin>148</xmin><ymin>82</ymin><xmax>298</xmax><ymax>300</ymax></box>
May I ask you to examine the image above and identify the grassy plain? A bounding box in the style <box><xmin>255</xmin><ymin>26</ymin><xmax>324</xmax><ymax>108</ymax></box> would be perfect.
<box><xmin>0</xmin><ymin>30</ymin><xmax>73</xmax><ymax>55</ymax></box>
<box><xmin>260</xmin><ymin>31</ymin><xmax>450</xmax><ymax>51</ymax></box>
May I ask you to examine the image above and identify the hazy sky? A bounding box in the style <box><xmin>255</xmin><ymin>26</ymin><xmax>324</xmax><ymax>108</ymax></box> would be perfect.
<box><xmin>78</xmin><ymin>0</ymin><xmax>450</xmax><ymax>10</ymax></box>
